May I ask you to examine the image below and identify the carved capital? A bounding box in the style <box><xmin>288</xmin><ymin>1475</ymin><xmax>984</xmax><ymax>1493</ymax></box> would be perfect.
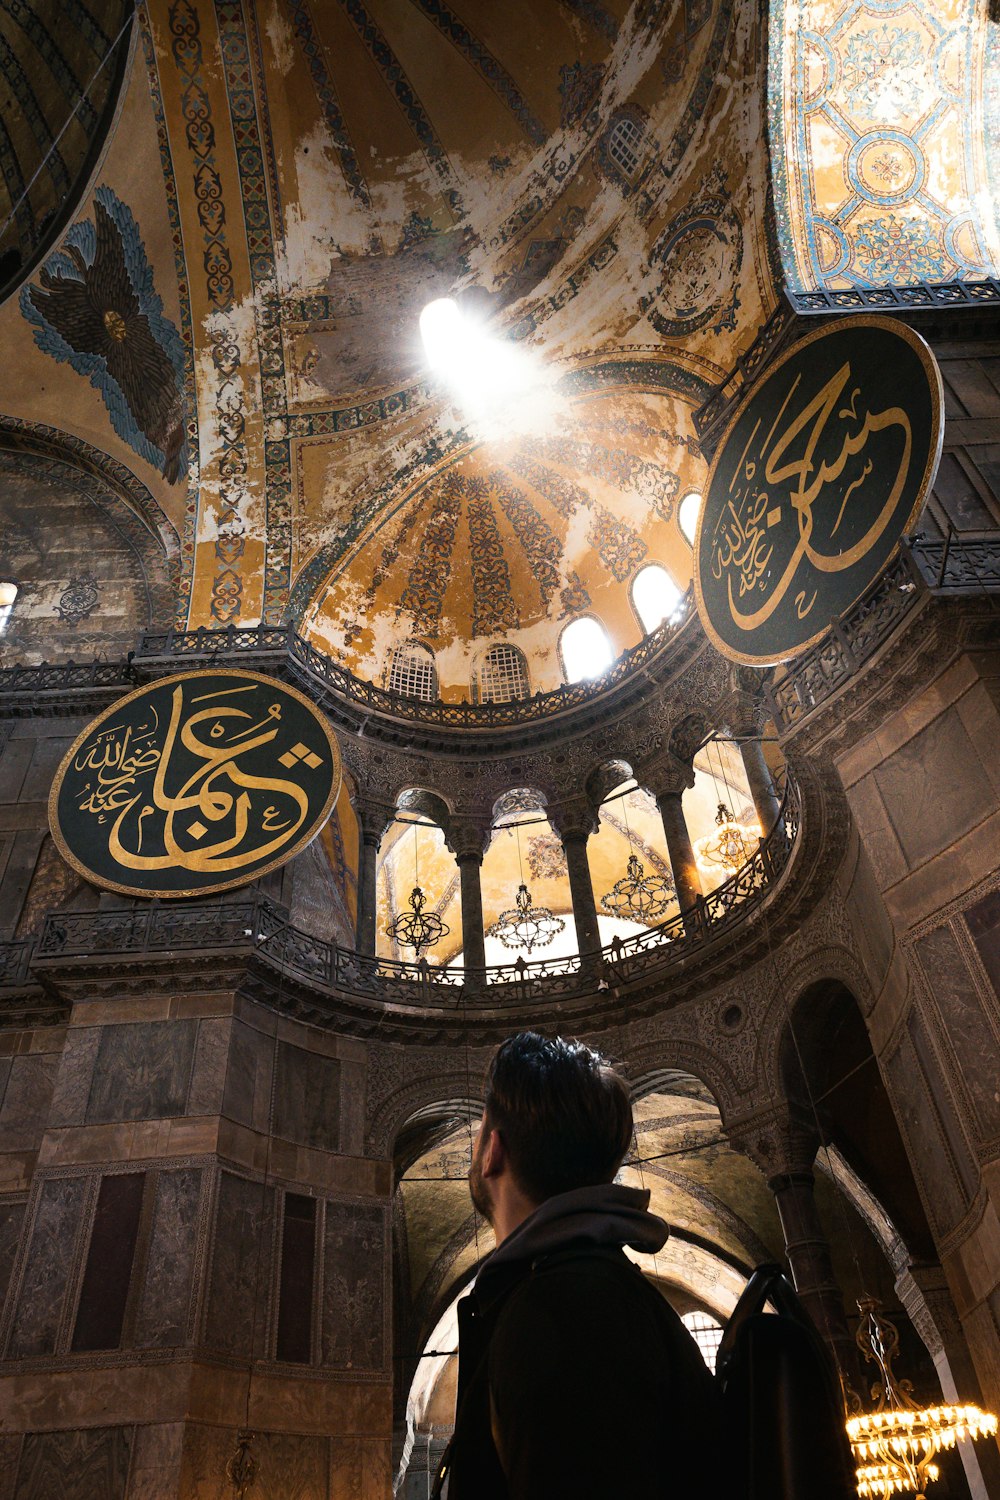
<box><xmin>548</xmin><ymin>796</ymin><xmax>599</xmax><ymax>843</ymax></box>
<box><xmin>355</xmin><ymin>799</ymin><xmax>393</xmax><ymax>848</ymax></box>
<box><xmin>448</xmin><ymin>817</ymin><xmax>491</xmax><ymax>862</ymax></box>
<box><xmin>639</xmin><ymin>752</ymin><xmax>696</xmax><ymax>800</ymax></box>
<box><xmin>727</xmin><ymin>1105</ymin><xmax>819</xmax><ymax>1182</ymax></box>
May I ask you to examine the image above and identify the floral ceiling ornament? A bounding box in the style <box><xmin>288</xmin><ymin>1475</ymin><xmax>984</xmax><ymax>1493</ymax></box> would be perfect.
<box><xmin>56</xmin><ymin>574</ymin><xmax>100</xmax><ymax>625</ymax></box>
<box><xmin>490</xmin><ymin>882</ymin><xmax>565</xmax><ymax>954</ymax></box>
<box><xmin>846</xmin><ymin>1298</ymin><xmax>997</xmax><ymax>1498</ymax></box>
<box><xmin>695</xmin><ymin>802</ymin><xmax>761</xmax><ymax>875</ymax></box>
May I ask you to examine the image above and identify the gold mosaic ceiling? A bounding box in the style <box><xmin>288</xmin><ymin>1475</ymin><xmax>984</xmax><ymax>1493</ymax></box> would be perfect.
<box><xmin>0</xmin><ymin>0</ymin><xmax>778</xmax><ymax>683</ymax></box>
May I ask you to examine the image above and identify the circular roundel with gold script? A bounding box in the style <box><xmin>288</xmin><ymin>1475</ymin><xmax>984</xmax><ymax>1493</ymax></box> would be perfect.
<box><xmin>49</xmin><ymin>670</ymin><xmax>342</xmax><ymax>899</ymax></box>
<box><xmin>693</xmin><ymin>315</ymin><xmax>943</xmax><ymax>665</ymax></box>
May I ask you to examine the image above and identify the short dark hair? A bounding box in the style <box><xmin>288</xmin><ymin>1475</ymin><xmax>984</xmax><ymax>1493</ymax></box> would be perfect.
<box><xmin>483</xmin><ymin>1032</ymin><xmax>633</xmax><ymax>1202</ymax></box>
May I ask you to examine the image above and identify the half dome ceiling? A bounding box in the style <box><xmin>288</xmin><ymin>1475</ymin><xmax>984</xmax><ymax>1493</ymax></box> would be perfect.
<box><xmin>0</xmin><ymin>0</ymin><xmax>779</xmax><ymax>660</ymax></box>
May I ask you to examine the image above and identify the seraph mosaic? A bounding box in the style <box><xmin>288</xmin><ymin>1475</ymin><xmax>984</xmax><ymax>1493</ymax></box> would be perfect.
<box><xmin>21</xmin><ymin>186</ymin><xmax>188</xmax><ymax>483</ymax></box>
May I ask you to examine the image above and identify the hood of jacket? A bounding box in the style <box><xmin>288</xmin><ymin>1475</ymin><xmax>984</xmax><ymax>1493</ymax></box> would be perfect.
<box><xmin>474</xmin><ymin>1183</ymin><xmax>668</xmax><ymax>1306</ymax></box>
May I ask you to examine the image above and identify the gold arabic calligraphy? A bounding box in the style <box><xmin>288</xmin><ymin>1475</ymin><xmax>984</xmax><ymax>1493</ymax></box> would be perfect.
<box><xmin>709</xmin><ymin>360</ymin><xmax>912</xmax><ymax>632</ymax></box>
<box><xmin>72</xmin><ymin>683</ymin><xmax>317</xmax><ymax>875</ymax></box>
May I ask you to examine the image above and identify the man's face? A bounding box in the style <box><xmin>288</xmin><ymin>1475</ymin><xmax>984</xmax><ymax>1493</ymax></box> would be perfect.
<box><xmin>467</xmin><ymin>1111</ymin><xmax>493</xmax><ymax>1224</ymax></box>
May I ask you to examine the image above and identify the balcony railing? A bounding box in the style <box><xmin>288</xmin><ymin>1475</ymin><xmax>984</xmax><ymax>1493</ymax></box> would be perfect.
<box><xmin>134</xmin><ymin>594</ymin><xmax>694</xmax><ymax>731</ymax></box>
<box><xmin>767</xmin><ymin>537</ymin><xmax>1000</xmax><ymax>735</ymax></box>
<box><xmin>23</xmin><ymin>783</ymin><xmax>799</xmax><ymax>1008</ymax></box>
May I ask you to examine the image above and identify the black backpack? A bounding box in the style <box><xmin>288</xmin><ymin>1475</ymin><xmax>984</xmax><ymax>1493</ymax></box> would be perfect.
<box><xmin>716</xmin><ymin>1263</ymin><xmax>858</xmax><ymax>1500</ymax></box>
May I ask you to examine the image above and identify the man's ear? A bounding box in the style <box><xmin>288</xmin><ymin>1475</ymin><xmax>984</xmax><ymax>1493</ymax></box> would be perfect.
<box><xmin>480</xmin><ymin>1124</ymin><xmax>506</xmax><ymax>1179</ymax></box>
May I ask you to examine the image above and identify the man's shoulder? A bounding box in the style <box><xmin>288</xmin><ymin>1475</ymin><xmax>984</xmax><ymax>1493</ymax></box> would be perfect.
<box><xmin>492</xmin><ymin>1245</ymin><xmax>671</xmax><ymax>1336</ymax></box>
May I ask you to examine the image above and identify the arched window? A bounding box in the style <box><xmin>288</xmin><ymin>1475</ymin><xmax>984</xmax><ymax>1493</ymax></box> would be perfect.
<box><xmin>631</xmin><ymin>564</ymin><xmax>681</xmax><ymax>634</ymax></box>
<box><xmin>681</xmin><ymin>1310</ymin><xmax>724</xmax><ymax>1373</ymax></box>
<box><xmin>679</xmin><ymin>491</ymin><xmax>702</xmax><ymax>546</ymax></box>
<box><xmin>560</xmin><ymin>617</ymin><xmax>613</xmax><ymax>684</ymax></box>
<box><xmin>388</xmin><ymin>641</ymin><xmax>437</xmax><ymax>702</ymax></box>
<box><xmin>474</xmin><ymin>642</ymin><xmax>530</xmax><ymax>704</ymax></box>
<box><xmin>606</xmin><ymin>112</ymin><xmax>644</xmax><ymax>180</ymax></box>
<box><xmin>0</xmin><ymin>581</ymin><xmax>17</xmax><ymax>635</ymax></box>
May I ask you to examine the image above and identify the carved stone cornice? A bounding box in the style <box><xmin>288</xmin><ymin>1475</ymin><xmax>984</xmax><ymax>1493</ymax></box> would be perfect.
<box><xmin>725</xmin><ymin>1102</ymin><xmax>820</xmax><ymax>1182</ymax></box>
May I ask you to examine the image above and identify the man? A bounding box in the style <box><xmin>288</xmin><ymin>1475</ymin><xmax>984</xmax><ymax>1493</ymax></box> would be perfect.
<box><xmin>435</xmin><ymin>1031</ymin><xmax>725</xmax><ymax>1499</ymax></box>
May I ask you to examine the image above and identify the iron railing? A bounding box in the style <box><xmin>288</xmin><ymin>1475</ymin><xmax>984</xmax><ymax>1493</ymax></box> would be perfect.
<box><xmin>787</xmin><ymin>278</ymin><xmax>1000</xmax><ymax>316</ymax></box>
<box><xmin>768</xmin><ymin>538</ymin><xmax>1000</xmax><ymax>734</ymax></box>
<box><xmin>26</xmin><ymin>783</ymin><xmax>799</xmax><ymax>1005</ymax></box>
<box><xmin>134</xmin><ymin>594</ymin><xmax>694</xmax><ymax>730</ymax></box>
<box><xmin>0</xmin><ymin>658</ymin><xmax>134</xmax><ymax>698</ymax></box>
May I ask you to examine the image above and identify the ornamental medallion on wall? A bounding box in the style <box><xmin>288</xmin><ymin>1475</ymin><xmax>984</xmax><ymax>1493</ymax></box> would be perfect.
<box><xmin>693</xmin><ymin>315</ymin><xmax>943</xmax><ymax>665</ymax></box>
<box><xmin>49</xmin><ymin>670</ymin><xmax>341</xmax><ymax>898</ymax></box>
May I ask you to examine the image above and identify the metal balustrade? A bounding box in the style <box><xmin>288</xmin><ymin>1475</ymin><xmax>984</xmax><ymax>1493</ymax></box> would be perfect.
<box><xmin>20</xmin><ymin>783</ymin><xmax>799</xmax><ymax>1006</ymax></box>
<box><xmin>134</xmin><ymin>594</ymin><xmax>694</xmax><ymax>730</ymax></box>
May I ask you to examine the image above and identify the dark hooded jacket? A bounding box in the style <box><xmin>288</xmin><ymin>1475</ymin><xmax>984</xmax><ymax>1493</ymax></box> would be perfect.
<box><xmin>436</xmin><ymin>1184</ymin><xmax>725</xmax><ymax>1500</ymax></box>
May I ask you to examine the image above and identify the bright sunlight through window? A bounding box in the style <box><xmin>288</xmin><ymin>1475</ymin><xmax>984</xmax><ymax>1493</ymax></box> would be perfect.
<box><xmin>632</xmin><ymin>563</ymin><xmax>681</xmax><ymax>633</ymax></box>
<box><xmin>561</xmin><ymin>617</ymin><xmax>613</xmax><ymax>684</ymax></box>
<box><xmin>679</xmin><ymin>491</ymin><xmax>702</xmax><ymax>545</ymax></box>
<box><xmin>418</xmin><ymin>297</ymin><xmax>562</xmax><ymax>439</ymax></box>
<box><xmin>0</xmin><ymin>581</ymin><xmax>17</xmax><ymax>635</ymax></box>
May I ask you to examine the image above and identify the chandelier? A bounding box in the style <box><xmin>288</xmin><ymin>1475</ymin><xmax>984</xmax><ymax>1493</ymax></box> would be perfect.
<box><xmin>846</xmin><ymin>1297</ymin><xmax>997</xmax><ymax>1498</ymax></box>
<box><xmin>695</xmin><ymin>801</ymin><xmax>760</xmax><ymax>874</ymax></box>
<box><xmin>490</xmin><ymin>881</ymin><xmax>565</xmax><ymax>953</ymax></box>
<box><xmin>601</xmin><ymin>851</ymin><xmax>673</xmax><ymax>922</ymax></box>
<box><xmin>384</xmin><ymin>822</ymin><xmax>450</xmax><ymax>955</ymax></box>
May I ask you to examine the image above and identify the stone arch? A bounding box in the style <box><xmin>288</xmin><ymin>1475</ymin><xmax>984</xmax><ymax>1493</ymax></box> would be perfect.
<box><xmin>367</xmin><ymin>1072</ymin><xmax>484</xmax><ymax>1157</ymax></box>
<box><xmin>585</xmin><ymin>757</ymin><xmax>634</xmax><ymax>810</ymax></box>
<box><xmin>0</xmin><ymin>423</ymin><xmax>179</xmax><ymax>662</ymax></box>
<box><xmin>625</xmin><ymin>1038</ymin><xmax>741</xmax><ymax>1123</ymax></box>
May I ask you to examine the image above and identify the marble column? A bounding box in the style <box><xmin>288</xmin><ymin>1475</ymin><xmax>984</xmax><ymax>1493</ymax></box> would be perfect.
<box><xmin>734</xmin><ymin>1114</ymin><xmax>858</xmax><ymax>1387</ymax></box>
<box><xmin>355</xmin><ymin>806</ymin><xmax>390</xmax><ymax>956</ymax></box>
<box><xmin>740</xmin><ymin>736</ymin><xmax>783</xmax><ymax>838</ymax></box>
<box><xmin>551</xmin><ymin>800</ymin><xmax>601</xmax><ymax>964</ymax></box>
<box><xmin>656</xmin><ymin>790</ymin><xmax>702</xmax><ymax>915</ymax></box>
<box><xmin>457</xmin><ymin>852</ymin><xmax>486</xmax><ymax>979</ymax></box>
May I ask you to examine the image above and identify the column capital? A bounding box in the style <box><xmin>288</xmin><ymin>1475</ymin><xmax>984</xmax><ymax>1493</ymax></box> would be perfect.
<box><xmin>726</xmin><ymin>1105</ymin><xmax>820</xmax><ymax>1182</ymax></box>
<box><xmin>640</xmin><ymin>753</ymin><xmax>695</xmax><ymax>800</ymax></box>
<box><xmin>448</xmin><ymin>817</ymin><xmax>490</xmax><ymax>863</ymax></box>
<box><xmin>724</xmin><ymin>686</ymin><xmax>771</xmax><ymax>739</ymax></box>
<box><xmin>548</xmin><ymin>797</ymin><xmax>598</xmax><ymax>843</ymax></box>
<box><xmin>355</xmin><ymin>799</ymin><xmax>393</xmax><ymax>848</ymax></box>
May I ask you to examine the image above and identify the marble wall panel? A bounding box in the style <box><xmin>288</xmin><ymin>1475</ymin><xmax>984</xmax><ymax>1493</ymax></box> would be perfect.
<box><xmin>873</xmin><ymin>709</ymin><xmax>993</xmax><ymax>869</ymax></box>
<box><xmin>203</xmin><ymin>1171</ymin><xmax>274</xmax><ymax>1358</ymax></box>
<box><xmin>86</xmin><ymin>1021</ymin><xmax>198</xmax><ymax>1124</ymax></box>
<box><xmin>0</xmin><ymin>1199</ymin><xmax>25</xmax><ymax>1316</ymax></box>
<box><xmin>125</xmin><ymin>1424</ymin><xmax>184</xmax><ymax>1500</ymax></box>
<box><xmin>273</xmin><ymin>1045</ymin><xmax>341</xmax><ymax>1154</ymax></box>
<box><xmin>186</xmin><ymin>1020</ymin><xmax>232</xmax><ymax>1118</ymax></box>
<box><xmin>7</xmin><ymin>1175</ymin><xmax>88</xmax><ymax>1357</ymax></box>
<box><xmin>966</xmin><ymin>887</ymin><xmax>1000</xmax><ymax>1001</ymax></box>
<box><xmin>915</xmin><ymin>923</ymin><xmax>1000</xmax><ymax>1142</ymax></box>
<box><xmin>0</xmin><ymin>1055</ymin><xmax>58</xmax><ymax>1149</ymax></box>
<box><xmin>13</xmin><ymin>1426</ymin><xmax>131</xmax><ymax>1500</ymax></box>
<box><xmin>0</xmin><ymin>1436</ymin><xmax>20</xmax><ymax>1500</ymax></box>
<box><xmin>48</xmin><ymin>1028</ymin><xmax>102</xmax><ymax>1128</ymax></box>
<box><xmin>221</xmin><ymin>1018</ymin><xmax>269</xmax><ymax>1131</ymax></box>
<box><xmin>134</xmin><ymin>1169</ymin><xmax>202</xmax><ymax>1349</ymax></box>
<box><xmin>884</xmin><ymin>1021</ymin><xmax>970</xmax><ymax>1239</ymax></box>
<box><xmin>321</xmin><ymin>1201</ymin><xmax>387</xmax><ymax>1372</ymax></box>
<box><xmin>181</xmin><ymin>1427</ymin><xmax>327</xmax><ymax>1500</ymax></box>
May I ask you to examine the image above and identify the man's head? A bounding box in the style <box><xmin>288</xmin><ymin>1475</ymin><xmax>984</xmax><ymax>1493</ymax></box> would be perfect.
<box><xmin>468</xmin><ymin>1032</ymin><xmax>633</xmax><ymax>1237</ymax></box>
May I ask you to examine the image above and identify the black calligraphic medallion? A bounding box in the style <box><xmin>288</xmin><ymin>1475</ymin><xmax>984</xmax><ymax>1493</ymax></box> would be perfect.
<box><xmin>694</xmin><ymin>316</ymin><xmax>943</xmax><ymax>665</ymax></box>
<box><xmin>49</xmin><ymin>670</ymin><xmax>342</xmax><ymax>898</ymax></box>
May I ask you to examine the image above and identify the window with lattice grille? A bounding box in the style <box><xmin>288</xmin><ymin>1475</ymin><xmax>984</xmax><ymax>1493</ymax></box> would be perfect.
<box><xmin>388</xmin><ymin>642</ymin><xmax>438</xmax><ymax>702</ymax></box>
<box><xmin>681</xmin><ymin>1310</ymin><xmax>724</xmax><ymax>1373</ymax></box>
<box><xmin>475</xmin><ymin>643</ymin><xmax>530</xmax><ymax>704</ymax></box>
<box><xmin>607</xmin><ymin>114</ymin><xmax>644</xmax><ymax>179</ymax></box>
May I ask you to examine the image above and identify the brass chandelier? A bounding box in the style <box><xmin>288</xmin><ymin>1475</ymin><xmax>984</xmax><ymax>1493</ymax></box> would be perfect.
<box><xmin>600</xmin><ymin>790</ymin><xmax>674</xmax><ymax>923</ymax></box>
<box><xmin>846</xmin><ymin>1297</ymin><xmax>997</xmax><ymax>1499</ymax></box>
<box><xmin>695</xmin><ymin>800</ymin><xmax>760</xmax><ymax>875</ymax></box>
<box><xmin>490</xmin><ymin>881</ymin><xmax>565</xmax><ymax>953</ymax></box>
<box><xmin>489</xmin><ymin>820</ymin><xmax>565</xmax><ymax>954</ymax></box>
<box><xmin>385</xmin><ymin>823</ymin><xmax>450</xmax><ymax>955</ymax></box>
